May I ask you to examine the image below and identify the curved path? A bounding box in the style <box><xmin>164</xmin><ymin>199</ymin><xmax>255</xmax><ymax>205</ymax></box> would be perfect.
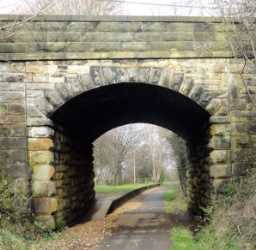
<box><xmin>101</xmin><ymin>187</ymin><xmax>172</xmax><ymax>250</ymax></box>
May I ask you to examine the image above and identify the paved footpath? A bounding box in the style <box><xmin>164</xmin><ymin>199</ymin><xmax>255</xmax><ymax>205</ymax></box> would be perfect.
<box><xmin>100</xmin><ymin>187</ymin><xmax>172</xmax><ymax>250</ymax></box>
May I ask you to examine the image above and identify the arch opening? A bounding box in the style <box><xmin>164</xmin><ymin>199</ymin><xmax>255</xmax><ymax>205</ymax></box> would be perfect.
<box><xmin>51</xmin><ymin>83</ymin><xmax>210</xmax><ymax>142</ymax></box>
<box><xmin>46</xmin><ymin>83</ymin><xmax>211</xmax><ymax>226</ymax></box>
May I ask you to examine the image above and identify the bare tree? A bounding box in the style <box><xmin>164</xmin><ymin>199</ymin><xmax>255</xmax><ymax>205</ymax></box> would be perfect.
<box><xmin>94</xmin><ymin>125</ymin><xmax>140</xmax><ymax>185</ymax></box>
<box><xmin>0</xmin><ymin>0</ymin><xmax>120</xmax><ymax>40</ymax></box>
<box><xmin>94</xmin><ymin>124</ymin><xmax>173</xmax><ymax>185</ymax></box>
<box><xmin>17</xmin><ymin>0</ymin><xmax>121</xmax><ymax>15</ymax></box>
<box><xmin>214</xmin><ymin>0</ymin><xmax>256</xmax><ymax>106</ymax></box>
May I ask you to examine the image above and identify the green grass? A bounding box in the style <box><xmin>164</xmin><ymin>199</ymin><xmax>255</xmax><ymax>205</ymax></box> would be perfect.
<box><xmin>163</xmin><ymin>185</ymin><xmax>187</xmax><ymax>214</ymax></box>
<box><xmin>0</xmin><ymin>229</ymin><xmax>28</xmax><ymax>250</ymax></box>
<box><xmin>163</xmin><ymin>189</ymin><xmax>177</xmax><ymax>213</ymax></box>
<box><xmin>170</xmin><ymin>227</ymin><xmax>239</xmax><ymax>250</ymax></box>
<box><xmin>95</xmin><ymin>183</ymin><xmax>153</xmax><ymax>193</ymax></box>
<box><xmin>163</xmin><ymin>184</ymin><xmax>240</xmax><ymax>250</ymax></box>
<box><xmin>171</xmin><ymin>227</ymin><xmax>197</xmax><ymax>250</ymax></box>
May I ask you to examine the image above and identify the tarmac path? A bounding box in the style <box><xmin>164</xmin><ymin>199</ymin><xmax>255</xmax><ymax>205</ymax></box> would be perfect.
<box><xmin>101</xmin><ymin>187</ymin><xmax>172</xmax><ymax>250</ymax></box>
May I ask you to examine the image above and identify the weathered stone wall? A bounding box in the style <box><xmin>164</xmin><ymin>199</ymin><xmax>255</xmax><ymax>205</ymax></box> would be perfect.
<box><xmin>228</xmin><ymin>63</ymin><xmax>256</xmax><ymax>179</ymax></box>
<box><xmin>0</xmin><ymin>16</ymin><xmax>235</xmax><ymax>61</ymax></box>
<box><xmin>0</xmin><ymin>64</ymin><xmax>30</xmax><ymax>208</ymax></box>
<box><xmin>0</xmin><ymin>57</ymin><xmax>252</xmax><ymax>227</ymax></box>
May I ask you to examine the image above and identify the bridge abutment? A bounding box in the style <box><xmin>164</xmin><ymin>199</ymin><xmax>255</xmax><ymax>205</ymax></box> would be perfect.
<box><xmin>28</xmin><ymin>126</ymin><xmax>95</xmax><ymax>229</ymax></box>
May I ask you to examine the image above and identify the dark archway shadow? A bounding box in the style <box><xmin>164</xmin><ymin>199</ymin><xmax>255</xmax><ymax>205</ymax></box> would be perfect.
<box><xmin>51</xmin><ymin>83</ymin><xmax>210</xmax><ymax>143</ymax></box>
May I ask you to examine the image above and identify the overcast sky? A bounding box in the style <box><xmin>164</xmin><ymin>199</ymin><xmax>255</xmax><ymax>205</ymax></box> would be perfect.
<box><xmin>0</xmin><ymin>0</ymin><xmax>220</xmax><ymax>16</ymax></box>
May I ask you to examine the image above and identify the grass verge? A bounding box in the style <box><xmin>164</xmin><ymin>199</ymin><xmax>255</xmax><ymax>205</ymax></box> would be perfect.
<box><xmin>164</xmin><ymin>170</ymin><xmax>256</xmax><ymax>250</ymax></box>
<box><xmin>163</xmin><ymin>183</ymin><xmax>187</xmax><ymax>214</ymax></box>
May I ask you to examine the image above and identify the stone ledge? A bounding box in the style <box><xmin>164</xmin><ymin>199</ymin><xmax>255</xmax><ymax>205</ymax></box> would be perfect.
<box><xmin>107</xmin><ymin>184</ymin><xmax>160</xmax><ymax>215</ymax></box>
<box><xmin>0</xmin><ymin>51</ymin><xmax>235</xmax><ymax>62</ymax></box>
<box><xmin>0</xmin><ymin>15</ymin><xmax>228</xmax><ymax>23</ymax></box>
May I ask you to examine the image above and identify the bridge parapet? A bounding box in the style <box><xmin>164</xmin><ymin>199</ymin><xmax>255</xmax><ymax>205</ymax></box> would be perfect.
<box><xmin>0</xmin><ymin>15</ymin><xmax>235</xmax><ymax>61</ymax></box>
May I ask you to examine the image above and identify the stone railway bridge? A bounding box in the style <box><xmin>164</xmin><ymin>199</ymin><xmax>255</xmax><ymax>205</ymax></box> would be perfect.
<box><xmin>0</xmin><ymin>15</ymin><xmax>255</xmax><ymax>229</ymax></box>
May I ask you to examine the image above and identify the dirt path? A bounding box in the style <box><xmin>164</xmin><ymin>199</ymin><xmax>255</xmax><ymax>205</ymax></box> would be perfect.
<box><xmin>100</xmin><ymin>187</ymin><xmax>173</xmax><ymax>250</ymax></box>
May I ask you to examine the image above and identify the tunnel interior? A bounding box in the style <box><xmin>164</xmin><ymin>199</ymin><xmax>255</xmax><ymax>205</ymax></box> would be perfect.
<box><xmin>49</xmin><ymin>83</ymin><xmax>211</xmax><ymax>225</ymax></box>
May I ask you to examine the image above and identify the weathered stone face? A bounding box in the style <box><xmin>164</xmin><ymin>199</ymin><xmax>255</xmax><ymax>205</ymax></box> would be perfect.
<box><xmin>0</xmin><ymin>16</ymin><xmax>255</xmax><ymax>229</ymax></box>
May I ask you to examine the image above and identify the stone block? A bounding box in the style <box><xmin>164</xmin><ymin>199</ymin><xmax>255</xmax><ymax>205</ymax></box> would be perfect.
<box><xmin>209</xmin><ymin>150</ymin><xmax>228</xmax><ymax>164</ymax></box>
<box><xmin>232</xmin><ymin>162</ymin><xmax>249</xmax><ymax>176</ymax></box>
<box><xmin>206</xmin><ymin>98</ymin><xmax>222</xmax><ymax>115</ymax></box>
<box><xmin>210</xmin><ymin>124</ymin><xmax>228</xmax><ymax>136</ymax></box>
<box><xmin>32</xmin><ymin>74</ymin><xmax>49</xmax><ymax>83</ymax></box>
<box><xmin>0</xmin><ymin>82</ymin><xmax>24</xmax><ymax>91</ymax></box>
<box><xmin>29</xmin><ymin>151</ymin><xmax>54</xmax><ymax>166</ymax></box>
<box><xmin>213</xmin><ymin>179</ymin><xmax>229</xmax><ymax>192</ymax></box>
<box><xmin>0</xmin><ymin>73</ymin><xmax>25</xmax><ymax>82</ymax></box>
<box><xmin>35</xmin><ymin>215</ymin><xmax>56</xmax><ymax>230</ymax></box>
<box><xmin>27</xmin><ymin>116</ymin><xmax>53</xmax><ymax>126</ymax></box>
<box><xmin>32</xmin><ymin>180</ymin><xmax>56</xmax><ymax>197</ymax></box>
<box><xmin>210</xmin><ymin>164</ymin><xmax>232</xmax><ymax>178</ymax></box>
<box><xmin>8</xmin><ymin>104</ymin><xmax>25</xmax><ymax>115</ymax></box>
<box><xmin>231</xmin><ymin>135</ymin><xmax>250</xmax><ymax>148</ymax></box>
<box><xmin>209</xmin><ymin>135</ymin><xmax>230</xmax><ymax>150</ymax></box>
<box><xmin>28</xmin><ymin>126</ymin><xmax>54</xmax><ymax>138</ymax></box>
<box><xmin>210</xmin><ymin>116</ymin><xmax>229</xmax><ymax>124</ymax></box>
<box><xmin>0</xmin><ymin>91</ymin><xmax>25</xmax><ymax>103</ymax></box>
<box><xmin>29</xmin><ymin>138</ymin><xmax>54</xmax><ymax>151</ymax></box>
<box><xmin>232</xmin><ymin>149</ymin><xmax>253</xmax><ymax>163</ymax></box>
<box><xmin>32</xmin><ymin>197</ymin><xmax>58</xmax><ymax>214</ymax></box>
<box><xmin>26</xmin><ymin>63</ymin><xmax>46</xmax><ymax>73</ymax></box>
<box><xmin>179</xmin><ymin>79</ymin><xmax>193</xmax><ymax>95</ymax></box>
<box><xmin>32</xmin><ymin>164</ymin><xmax>55</xmax><ymax>181</ymax></box>
<box><xmin>0</xmin><ymin>137</ymin><xmax>26</xmax><ymax>149</ymax></box>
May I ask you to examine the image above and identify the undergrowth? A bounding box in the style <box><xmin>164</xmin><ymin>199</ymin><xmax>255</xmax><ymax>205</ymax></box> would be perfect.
<box><xmin>0</xmin><ymin>177</ymin><xmax>58</xmax><ymax>250</ymax></box>
<box><xmin>166</xmin><ymin>169</ymin><xmax>256</xmax><ymax>250</ymax></box>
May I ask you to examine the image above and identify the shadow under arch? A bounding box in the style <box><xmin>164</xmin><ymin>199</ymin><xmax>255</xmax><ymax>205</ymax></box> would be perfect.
<box><xmin>49</xmin><ymin>83</ymin><xmax>211</xmax><ymax>226</ymax></box>
<box><xmin>51</xmin><ymin>83</ymin><xmax>210</xmax><ymax>142</ymax></box>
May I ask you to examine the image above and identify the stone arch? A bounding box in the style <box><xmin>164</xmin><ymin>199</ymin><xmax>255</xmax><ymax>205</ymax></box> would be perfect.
<box><xmin>29</xmin><ymin>66</ymin><xmax>231</xmax><ymax>229</ymax></box>
<box><xmin>37</xmin><ymin>66</ymin><xmax>217</xmax><ymax>118</ymax></box>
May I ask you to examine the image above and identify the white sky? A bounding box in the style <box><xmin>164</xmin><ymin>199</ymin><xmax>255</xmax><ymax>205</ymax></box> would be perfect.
<box><xmin>0</xmin><ymin>0</ymin><xmax>220</xmax><ymax>16</ymax></box>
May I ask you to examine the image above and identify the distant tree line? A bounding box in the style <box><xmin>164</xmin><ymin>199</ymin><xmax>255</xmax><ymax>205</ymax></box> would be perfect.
<box><xmin>93</xmin><ymin>125</ymin><xmax>174</xmax><ymax>185</ymax></box>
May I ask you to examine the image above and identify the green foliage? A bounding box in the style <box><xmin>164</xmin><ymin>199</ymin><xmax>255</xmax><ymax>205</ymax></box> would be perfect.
<box><xmin>0</xmin><ymin>229</ymin><xmax>28</xmax><ymax>250</ymax></box>
<box><xmin>166</xmin><ymin>170</ymin><xmax>256</xmax><ymax>250</ymax></box>
<box><xmin>208</xmin><ymin>169</ymin><xmax>256</xmax><ymax>250</ymax></box>
<box><xmin>195</xmin><ymin>227</ymin><xmax>239</xmax><ymax>250</ymax></box>
<box><xmin>164</xmin><ymin>190</ymin><xmax>177</xmax><ymax>214</ymax></box>
<box><xmin>0</xmin><ymin>177</ymin><xmax>58</xmax><ymax>249</ymax></box>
